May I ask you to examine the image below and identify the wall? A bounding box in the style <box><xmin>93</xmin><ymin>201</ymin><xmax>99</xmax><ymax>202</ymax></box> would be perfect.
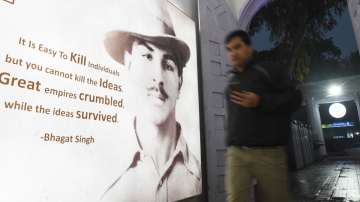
<box><xmin>198</xmin><ymin>0</ymin><xmax>240</xmax><ymax>201</ymax></box>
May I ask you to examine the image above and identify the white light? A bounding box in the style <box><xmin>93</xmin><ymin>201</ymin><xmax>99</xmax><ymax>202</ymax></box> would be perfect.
<box><xmin>328</xmin><ymin>85</ymin><xmax>342</xmax><ymax>96</ymax></box>
<box><xmin>329</xmin><ymin>103</ymin><xmax>347</xmax><ymax>119</ymax></box>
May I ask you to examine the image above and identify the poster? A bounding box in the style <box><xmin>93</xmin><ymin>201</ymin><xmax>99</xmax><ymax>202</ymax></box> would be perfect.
<box><xmin>0</xmin><ymin>0</ymin><xmax>202</xmax><ymax>201</ymax></box>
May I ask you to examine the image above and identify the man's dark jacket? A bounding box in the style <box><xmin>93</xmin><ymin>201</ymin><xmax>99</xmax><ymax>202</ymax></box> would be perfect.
<box><xmin>226</xmin><ymin>63</ymin><xmax>302</xmax><ymax>147</ymax></box>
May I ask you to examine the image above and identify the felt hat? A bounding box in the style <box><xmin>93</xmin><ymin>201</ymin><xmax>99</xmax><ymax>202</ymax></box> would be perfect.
<box><xmin>104</xmin><ymin>0</ymin><xmax>190</xmax><ymax>68</ymax></box>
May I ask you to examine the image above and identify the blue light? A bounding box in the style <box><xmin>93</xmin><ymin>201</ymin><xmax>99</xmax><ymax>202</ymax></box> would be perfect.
<box><xmin>321</xmin><ymin>122</ymin><xmax>355</xmax><ymax>128</ymax></box>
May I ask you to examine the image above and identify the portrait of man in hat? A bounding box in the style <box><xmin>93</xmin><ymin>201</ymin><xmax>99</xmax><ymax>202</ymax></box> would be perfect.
<box><xmin>101</xmin><ymin>0</ymin><xmax>202</xmax><ymax>201</ymax></box>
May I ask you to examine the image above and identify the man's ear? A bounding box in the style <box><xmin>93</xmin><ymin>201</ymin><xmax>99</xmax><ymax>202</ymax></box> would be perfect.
<box><xmin>178</xmin><ymin>75</ymin><xmax>183</xmax><ymax>91</ymax></box>
<box><xmin>124</xmin><ymin>51</ymin><xmax>132</xmax><ymax>69</ymax></box>
<box><xmin>177</xmin><ymin>77</ymin><xmax>183</xmax><ymax>99</ymax></box>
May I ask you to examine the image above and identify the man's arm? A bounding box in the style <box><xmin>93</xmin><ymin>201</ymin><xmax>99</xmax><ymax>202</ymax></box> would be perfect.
<box><xmin>230</xmin><ymin>68</ymin><xmax>302</xmax><ymax>113</ymax></box>
<box><xmin>230</xmin><ymin>88</ymin><xmax>302</xmax><ymax>113</ymax></box>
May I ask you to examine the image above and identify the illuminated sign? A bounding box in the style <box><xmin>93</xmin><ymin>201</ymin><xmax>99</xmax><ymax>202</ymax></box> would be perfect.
<box><xmin>329</xmin><ymin>103</ymin><xmax>347</xmax><ymax>119</ymax></box>
<box><xmin>0</xmin><ymin>0</ymin><xmax>202</xmax><ymax>201</ymax></box>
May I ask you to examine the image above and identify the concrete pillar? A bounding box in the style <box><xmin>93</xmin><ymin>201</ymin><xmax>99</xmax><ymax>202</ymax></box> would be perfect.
<box><xmin>306</xmin><ymin>97</ymin><xmax>327</xmax><ymax>159</ymax></box>
<box><xmin>198</xmin><ymin>1</ymin><xmax>238</xmax><ymax>201</ymax></box>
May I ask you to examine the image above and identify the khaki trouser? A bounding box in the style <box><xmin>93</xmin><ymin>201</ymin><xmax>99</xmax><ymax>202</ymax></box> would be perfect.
<box><xmin>225</xmin><ymin>146</ymin><xmax>289</xmax><ymax>202</ymax></box>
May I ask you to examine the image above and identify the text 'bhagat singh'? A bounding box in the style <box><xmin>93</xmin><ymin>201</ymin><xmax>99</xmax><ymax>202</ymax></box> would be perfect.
<box><xmin>41</xmin><ymin>133</ymin><xmax>95</xmax><ymax>145</ymax></box>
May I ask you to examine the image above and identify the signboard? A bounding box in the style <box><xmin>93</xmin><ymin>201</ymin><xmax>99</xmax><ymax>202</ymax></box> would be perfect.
<box><xmin>321</xmin><ymin>122</ymin><xmax>355</xmax><ymax>129</ymax></box>
<box><xmin>0</xmin><ymin>0</ymin><xmax>202</xmax><ymax>201</ymax></box>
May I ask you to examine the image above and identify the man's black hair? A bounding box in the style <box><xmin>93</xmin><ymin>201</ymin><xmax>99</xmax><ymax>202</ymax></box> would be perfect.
<box><xmin>225</xmin><ymin>30</ymin><xmax>252</xmax><ymax>46</ymax></box>
<box><xmin>127</xmin><ymin>37</ymin><xmax>184</xmax><ymax>77</ymax></box>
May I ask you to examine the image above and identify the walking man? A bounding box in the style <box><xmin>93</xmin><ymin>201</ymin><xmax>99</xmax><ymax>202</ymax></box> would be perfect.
<box><xmin>224</xmin><ymin>30</ymin><xmax>302</xmax><ymax>202</ymax></box>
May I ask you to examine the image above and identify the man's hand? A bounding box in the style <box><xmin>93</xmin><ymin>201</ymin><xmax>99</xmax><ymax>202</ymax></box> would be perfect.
<box><xmin>230</xmin><ymin>90</ymin><xmax>260</xmax><ymax>108</ymax></box>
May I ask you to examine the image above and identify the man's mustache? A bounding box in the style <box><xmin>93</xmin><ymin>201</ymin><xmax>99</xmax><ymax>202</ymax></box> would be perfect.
<box><xmin>147</xmin><ymin>84</ymin><xmax>169</xmax><ymax>101</ymax></box>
